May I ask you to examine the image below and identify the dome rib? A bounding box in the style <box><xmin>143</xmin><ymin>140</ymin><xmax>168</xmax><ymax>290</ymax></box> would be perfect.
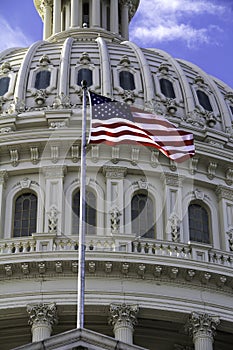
<box><xmin>0</xmin><ymin>47</ymin><xmax>22</xmax><ymax>62</ymax></box>
<box><xmin>59</xmin><ymin>37</ymin><xmax>74</xmax><ymax>97</ymax></box>
<box><xmin>96</xmin><ymin>37</ymin><xmax>112</xmax><ymax>97</ymax></box>
<box><xmin>122</xmin><ymin>41</ymin><xmax>154</xmax><ymax>105</ymax></box>
<box><xmin>14</xmin><ymin>41</ymin><xmax>45</xmax><ymax>102</ymax></box>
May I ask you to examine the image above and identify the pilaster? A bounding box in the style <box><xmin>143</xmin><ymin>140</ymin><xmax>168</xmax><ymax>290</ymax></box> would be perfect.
<box><xmin>187</xmin><ymin>312</ymin><xmax>220</xmax><ymax>350</ymax></box>
<box><xmin>109</xmin><ymin>303</ymin><xmax>139</xmax><ymax>344</ymax></box>
<box><xmin>27</xmin><ymin>302</ymin><xmax>58</xmax><ymax>342</ymax></box>
<box><xmin>103</xmin><ymin>166</ymin><xmax>127</xmax><ymax>235</ymax></box>
<box><xmin>0</xmin><ymin>170</ymin><xmax>8</xmax><ymax>238</ymax></box>
<box><xmin>41</xmin><ymin>166</ymin><xmax>67</xmax><ymax>235</ymax></box>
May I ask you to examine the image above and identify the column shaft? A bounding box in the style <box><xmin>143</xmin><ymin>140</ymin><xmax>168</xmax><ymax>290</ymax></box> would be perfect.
<box><xmin>71</xmin><ymin>0</ymin><xmax>80</xmax><ymax>27</ymax></box>
<box><xmin>121</xmin><ymin>3</ymin><xmax>129</xmax><ymax>39</ymax></box>
<box><xmin>53</xmin><ymin>0</ymin><xmax>62</xmax><ymax>34</ymax></box>
<box><xmin>110</xmin><ymin>0</ymin><xmax>119</xmax><ymax>33</ymax></box>
<box><xmin>92</xmin><ymin>0</ymin><xmax>101</xmax><ymax>27</ymax></box>
<box><xmin>193</xmin><ymin>333</ymin><xmax>213</xmax><ymax>350</ymax></box>
<box><xmin>43</xmin><ymin>3</ymin><xmax>52</xmax><ymax>39</ymax></box>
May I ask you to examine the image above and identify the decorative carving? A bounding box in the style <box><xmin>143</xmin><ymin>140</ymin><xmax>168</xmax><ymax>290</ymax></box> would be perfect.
<box><xmin>110</xmin><ymin>207</ymin><xmax>121</xmax><ymax>233</ymax></box>
<box><xmin>0</xmin><ymin>170</ymin><xmax>8</xmax><ymax>186</ymax></box>
<box><xmin>189</xmin><ymin>157</ymin><xmax>199</xmax><ymax>175</ymax></box>
<box><xmin>187</xmin><ymin>312</ymin><xmax>220</xmax><ymax>340</ymax></box>
<box><xmin>103</xmin><ymin>166</ymin><xmax>127</xmax><ymax>179</ymax></box>
<box><xmin>55</xmin><ymin>261</ymin><xmax>62</xmax><ymax>273</ymax></box>
<box><xmin>186</xmin><ymin>109</ymin><xmax>205</xmax><ymax>128</ymax></box>
<box><xmin>33</xmin><ymin>89</ymin><xmax>47</xmax><ymax>105</ymax></box>
<box><xmin>225</xmin><ymin>168</ymin><xmax>233</xmax><ymax>186</ymax></box>
<box><xmin>71</xmin><ymin>145</ymin><xmax>79</xmax><ymax>163</ymax></box>
<box><xmin>38</xmin><ymin>262</ymin><xmax>46</xmax><ymax>274</ymax></box>
<box><xmin>201</xmin><ymin>272</ymin><xmax>211</xmax><ymax>284</ymax></box>
<box><xmin>161</xmin><ymin>173</ymin><xmax>182</xmax><ymax>187</ymax></box>
<box><xmin>120</xmin><ymin>55</ymin><xmax>131</xmax><ymax>67</ymax></box>
<box><xmin>20</xmin><ymin>178</ymin><xmax>31</xmax><ymax>189</ymax></box>
<box><xmin>0</xmin><ymin>126</ymin><xmax>12</xmax><ymax>133</ymax></box>
<box><xmin>121</xmin><ymin>90</ymin><xmax>135</xmax><ymax>104</ymax></box>
<box><xmin>131</xmin><ymin>147</ymin><xmax>139</xmax><ymax>165</ymax></box>
<box><xmin>30</xmin><ymin>147</ymin><xmax>39</xmax><ymax>164</ymax></box>
<box><xmin>105</xmin><ymin>262</ymin><xmax>113</xmax><ymax>273</ymax></box>
<box><xmin>111</xmin><ymin>146</ymin><xmax>120</xmax><ymax>164</ymax></box>
<box><xmin>7</xmin><ymin>98</ymin><xmax>26</xmax><ymax>115</ymax></box>
<box><xmin>72</xmin><ymin>261</ymin><xmax>78</xmax><ymax>273</ymax></box>
<box><xmin>121</xmin><ymin>262</ymin><xmax>129</xmax><ymax>275</ymax></box>
<box><xmin>217</xmin><ymin>275</ymin><xmax>227</xmax><ymax>287</ymax></box>
<box><xmin>0</xmin><ymin>61</ymin><xmax>11</xmax><ymax>74</ymax></box>
<box><xmin>109</xmin><ymin>303</ymin><xmax>139</xmax><ymax>329</ymax></box>
<box><xmin>79</xmin><ymin>52</ymin><xmax>91</xmax><ymax>64</ymax></box>
<box><xmin>194</xmin><ymin>189</ymin><xmax>205</xmax><ymax>200</ymax></box>
<box><xmin>21</xmin><ymin>263</ymin><xmax>30</xmax><ymax>275</ymax></box>
<box><xmin>207</xmin><ymin>161</ymin><xmax>217</xmax><ymax>179</ymax></box>
<box><xmin>226</xmin><ymin>229</ymin><xmax>233</xmax><ymax>251</ymax></box>
<box><xmin>27</xmin><ymin>302</ymin><xmax>58</xmax><ymax>328</ymax></box>
<box><xmin>158</xmin><ymin>63</ymin><xmax>169</xmax><ymax>74</ymax></box>
<box><xmin>137</xmin><ymin>264</ymin><xmax>146</xmax><ymax>278</ymax></box>
<box><xmin>48</xmin><ymin>206</ymin><xmax>58</xmax><ymax>234</ymax></box>
<box><xmin>215</xmin><ymin>186</ymin><xmax>233</xmax><ymax>201</ymax></box>
<box><xmin>170</xmin><ymin>214</ymin><xmax>180</xmax><ymax>242</ymax></box>
<box><xmin>154</xmin><ymin>265</ymin><xmax>162</xmax><ymax>277</ymax></box>
<box><xmin>88</xmin><ymin>261</ymin><xmax>96</xmax><ymax>273</ymax></box>
<box><xmin>52</xmin><ymin>93</ymin><xmax>71</xmax><ymax>109</ymax></box>
<box><xmin>91</xmin><ymin>145</ymin><xmax>99</xmax><ymax>163</ymax></box>
<box><xmin>170</xmin><ymin>267</ymin><xmax>179</xmax><ymax>279</ymax></box>
<box><xmin>39</xmin><ymin>54</ymin><xmax>51</xmax><ymax>67</ymax></box>
<box><xmin>151</xmin><ymin>150</ymin><xmax>159</xmax><ymax>167</ymax></box>
<box><xmin>49</xmin><ymin>121</ymin><xmax>66</xmax><ymax>129</ymax></box>
<box><xmin>9</xmin><ymin>148</ymin><xmax>19</xmax><ymax>167</ymax></box>
<box><xmin>51</xmin><ymin>145</ymin><xmax>59</xmax><ymax>163</ymax></box>
<box><xmin>40</xmin><ymin>0</ymin><xmax>53</xmax><ymax>9</ymax></box>
<box><xmin>186</xmin><ymin>270</ymin><xmax>195</xmax><ymax>281</ymax></box>
<box><xmin>5</xmin><ymin>264</ymin><xmax>12</xmax><ymax>276</ymax></box>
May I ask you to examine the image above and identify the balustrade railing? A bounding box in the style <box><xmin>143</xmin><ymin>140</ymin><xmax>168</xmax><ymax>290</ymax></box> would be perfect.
<box><xmin>0</xmin><ymin>235</ymin><xmax>233</xmax><ymax>269</ymax></box>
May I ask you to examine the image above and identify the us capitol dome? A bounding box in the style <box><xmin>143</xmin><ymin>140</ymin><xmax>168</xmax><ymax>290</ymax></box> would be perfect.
<box><xmin>0</xmin><ymin>1</ymin><xmax>233</xmax><ymax>349</ymax></box>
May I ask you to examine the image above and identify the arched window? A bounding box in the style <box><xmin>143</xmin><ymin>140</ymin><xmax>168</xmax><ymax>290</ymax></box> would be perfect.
<box><xmin>72</xmin><ymin>189</ymin><xmax>96</xmax><ymax>235</ymax></box>
<box><xmin>35</xmin><ymin>70</ymin><xmax>51</xmax><ymax>90</ymax></box>
<box><xmin>230</xmin><ymin>105</ymin><xmax>233</xmax><ymax>119</ymax></box>
<box><xmin>77</xmin><ymin>68</ymin><xmax>93</xmax><ymax>87</ymax></box>
<box><xmin>13</xmin><ymin>193</ymin><xmax>37</xmax><ymax>237</ymax></box>
<box><xmin>119</xmin><ymin>71</ymin><xmax>135</xmax><ymax>90</ymax></box>
<box><xmin>196</xmin><ymin>90</ymin><xmax>213</xmax><ymax>111</ymax></box>
<box><xmin>160</xmin><ymin>78</ymin><xmax>175</xmax><ymax>98</ymax></box>
<box><xmin>131</xmin><ymin>192</ymin><xmax>155</xmax><ymax>238</ymax></box>
<box><xmin>188</xmin><ymin>203</ymin><xmax>210</xmax><ymax>244</ymax></box>
<box><xmin>0</xmin><ymin>76</ymin><xmax>10</xmax><ymax>96</ymax></box>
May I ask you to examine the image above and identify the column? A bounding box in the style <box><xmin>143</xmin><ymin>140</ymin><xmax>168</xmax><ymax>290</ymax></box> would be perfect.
<box><xmin>120</xmin><ymin>0</ymin><xmax>129</xmax><ymax>39</ymax></box>
<box><xmin>103</xmin><ymin>166</ymin><xmax>127</xmax><ymax>235</ymax></box>
<box><xmin>65</xmin><ymin>3</ymin><xmax>71</xmax><ymax>29</ymax></box>
<box><xmin>109</xmin><ymin>303</ymin><xmax>139</xmax><ymax>344</ymax></box>
<box><xmin>71</xmin><ymin>0</ymin><xmax>80</xmax><ymax>27</ymax></box>
<box><xmin>42</xmin><ymin>166</ymin><xmax>66</xmax><ymax>235</ymax></box>
<box><xmin>92</xmin><ymin>0</ymin><xmax>101</xmax><ymax>27</ymax></box>
<box><xmin>187</xmin><ymin>312</ymin><xmax>220</xmax><ymax>350</ymax></box>
<box><xmin>53</xmin><ymin>0</ymin><xmax>62</xmax><ymax>34</ymax></box>
<box><xmin>41</xmin><ymin>0</ymin><xmax>53</xmax><ymax>39</ymax></box>
<box><xmin>27</xmin><ymin>303</ymin><xmax>58</xmax><ymax>342</ymax></box>
<box><xmin>110</xmin><ymin>0</ymin><xmax>119</xmax><ymax>34</ymax></box>
<box><xmin>0</xmin><ymin>170</ymin><xmax>8</xmax><ymax>238</ymax></box>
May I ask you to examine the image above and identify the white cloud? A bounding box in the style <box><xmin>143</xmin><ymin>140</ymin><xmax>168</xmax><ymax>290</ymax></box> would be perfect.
<box><xmin>130</xmin><ymin>0</ymin><xmax>227</xmax><ymax>48</ymax></box>
<box><xmin>0</xmin><ymin>16</ymin><xmax>30</xmax><ymax>51</ymax></box>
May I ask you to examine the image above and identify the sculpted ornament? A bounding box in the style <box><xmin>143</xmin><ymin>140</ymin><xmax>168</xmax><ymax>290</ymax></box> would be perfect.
<box><xmin>48</xmin><ymin>206</ymin><xmax>58</xmax><ymax>234</ymax></box>
<box><xmin>186</xmin><ymin>109</ymin><xmax>205</xmax><ymax>128</ymax></box>
<box><xmin>169</xmin><ymin>214</ymin><xmax>180</xmax><ymax>242</ymax></box>
<box><xmin>110</xmin><ymin>207</ymin><xmax>121</xmax><ymax>233</ymax></box>
<box><xmin>187</xmin><ymin>312</ymin><xmax>220</xmax><ymax>339</ymax></box>
<box><xmin>226</xmin><ymin>229</ymin><xmax>233</xmax><ymax>251</ymax></box>
<box><xmin>109</xmin><ymin>303</ymin><xmax>139</xmax><ymax>328</ymax></box>
<box><xmin>27</xmin><ymin>302</ymin><xmax>58</xmax><ymax>328</ymax></box>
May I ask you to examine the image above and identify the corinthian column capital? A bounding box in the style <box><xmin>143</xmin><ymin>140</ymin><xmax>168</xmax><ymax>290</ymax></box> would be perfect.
<box><xmin>109</xmin><ymin>303</ymin><xmax>139</xmax><ymax>329</ymax></box>
<box><xmin>187</xmin><ymin>312</ymin><xmax>220</xmax><ymax>340</ymax></box>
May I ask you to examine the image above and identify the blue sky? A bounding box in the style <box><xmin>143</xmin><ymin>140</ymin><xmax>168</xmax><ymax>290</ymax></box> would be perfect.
<box><xmin>0</xmin><ymin>0</ymin><xmax>232</xmax><ymax>88</ymax></box>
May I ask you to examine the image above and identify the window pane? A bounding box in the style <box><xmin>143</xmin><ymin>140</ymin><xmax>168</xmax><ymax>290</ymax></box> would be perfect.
<box><xmin>35</xmin><ymin>70</ymin><xmax>51</xmax><ymax>90</ymax></box>
<box><xmin>0</xmin><ymin>77</ymin><xmax>10</xmax><ymax>96</ymax></box>
<box><xmin>196</xmin><ymin>90</ymin><xmax>213</xmax><ymax>111</ymax></box>
<box><xmin>72</xmin><ymin>190</ymin><xmax>97</xmax><ymax>235</ymax></box>
<box><xmin>13</xmin><ymin>193</ymin><xmax>37</xmax><ymax>237</ymax></box>
<box><xmin>160</xmin><ymin>78</ymin><xmax>175</xmax><ymax>98</ymax></box>
<box><xmin>188</xmin><ymin>203</ymin><xmax>210</xmax><ymax>243</ymax></box>
<box><xmin>131</xmin><ymin>193</ymin><xmax>155</xmax><ymax>238</ymax></box>
<box><xmin>77</xmin><ymin>68</ymin><xmax>93</xmax><ymax>87</ymax></box>
<box><xmin>119</xmin><ymin>71</ymin><xmax>135</xmax><ymax>91</ymax></box>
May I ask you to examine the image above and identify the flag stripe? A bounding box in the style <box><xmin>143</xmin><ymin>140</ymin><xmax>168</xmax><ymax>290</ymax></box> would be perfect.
<box><xmin>89</xmin><ymin>92</ymin><xmax>195</xmax><ymax>163</ymax></box>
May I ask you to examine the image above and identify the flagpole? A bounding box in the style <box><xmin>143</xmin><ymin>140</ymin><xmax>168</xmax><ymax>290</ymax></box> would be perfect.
<box><xmin>77</xmin><ymin>80</ymin><xmax>87</xmax><ymax>329</ymax></box>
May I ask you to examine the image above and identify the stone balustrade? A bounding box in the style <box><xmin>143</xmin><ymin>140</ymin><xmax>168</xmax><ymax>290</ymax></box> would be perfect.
<box><xmin>0</xmin><ymin>235</ymin><xmax>233</xmax><ymax>269</ymax></box>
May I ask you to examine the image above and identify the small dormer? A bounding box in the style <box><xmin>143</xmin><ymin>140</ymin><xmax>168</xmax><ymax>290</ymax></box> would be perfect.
<box><xmin>34</xmin><ymin>0</ymin><xmax>140</xmax><ymax>40</ymax></box>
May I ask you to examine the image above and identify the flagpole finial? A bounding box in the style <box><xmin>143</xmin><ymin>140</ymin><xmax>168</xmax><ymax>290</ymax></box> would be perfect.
<box><xmin>81</xmin><ymin>80</ymin><xmax>87</xmax><ymax>89</ymax></box>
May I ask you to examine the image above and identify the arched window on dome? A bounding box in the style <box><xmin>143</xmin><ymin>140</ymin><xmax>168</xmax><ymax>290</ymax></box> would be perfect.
<box><xmin>159</xmin><ymin>78</ymin><xmax>175</xmax><ymax>99</ymax></box>
<box><xmin>72</xmin><ymin>189</ymin><xmax>96</xmax><ymax>235</ymax></box>
<box><xmin>119</xmin><ymin>71</ymin><xmax>135</xmax><ymax>91</ymax></box>
<box><xmin>13</xmin><ymin>193</ymin><xmax>37</xmax><ymax>237</ymax></box>
<box><xmin>230</xmin><ymin>106</ymin><xmax>233</xmax><ymax>120</ymax></box>
<box><xmin>0</xmin><ymin>76</ymin><xmax>10</xmax><ymax>96</ymax></box>
<box><xmin>196</xmin><ymin>90</ymin><xmax>213</xmax><ymax>112</ymax></box>
<box><xmin>131</xmin><ymin>192</ymin><xmax>155</xmax><ymax>238</ymax></box>
<box><xmin>77</xmin><ymin>68</ymin><xmax>93</xmax><ymax>87</ymax></box>
<box><xmin>34</xmin><ymin>70</ymin><xmax>51</xmax><ymax>90</ymax></box>
<box><xmin>188</xmin><ymin>203</ymin><xmax>210</xmax><ymax>244</ymax></box>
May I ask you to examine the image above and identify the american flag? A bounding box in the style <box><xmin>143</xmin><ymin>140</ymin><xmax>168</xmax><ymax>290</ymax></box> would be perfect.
<box><xmin>89</xmin><ymin>92</ymin><xmax>195</xmax><ymax>163</ymax></box>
